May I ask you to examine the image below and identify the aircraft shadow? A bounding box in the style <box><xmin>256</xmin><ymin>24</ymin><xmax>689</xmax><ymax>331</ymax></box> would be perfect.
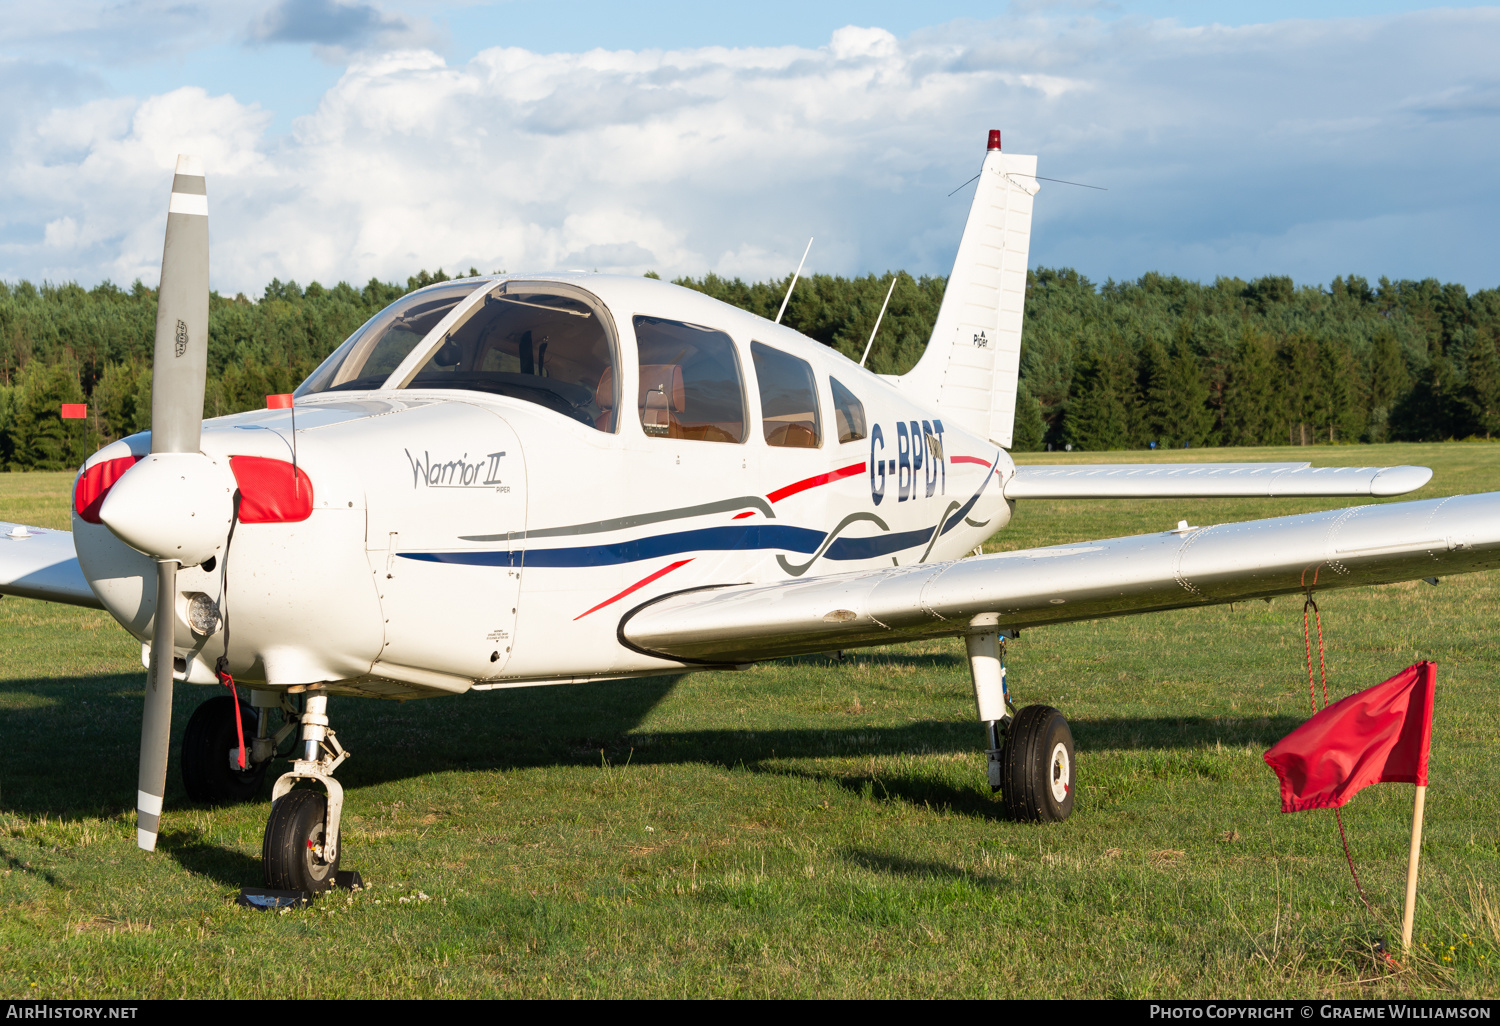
<box><xmin>0</xmin><ymin>671</ymin><xmax>1303</xmax><ymax>814</ymax></box>
<box><xmin>0</xmin><ymin>670</ymin><xmax>1306</xmax><ymax>888</ymax></box>
<box><xmin>157</xmin><ymin>829</ymin><xmax>263</xmax><ymax>889</ymax></box>
<box><xmin>840</xmin><ymin>848</ymin><xmax>1005</xmax><ymax>887</ymax></box>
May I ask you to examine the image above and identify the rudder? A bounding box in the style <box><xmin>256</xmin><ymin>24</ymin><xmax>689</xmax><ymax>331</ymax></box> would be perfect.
<box><xmin>898</xmin><ymin>131</ymin><xmax>1038</xmax><ymax>448</ymax></box>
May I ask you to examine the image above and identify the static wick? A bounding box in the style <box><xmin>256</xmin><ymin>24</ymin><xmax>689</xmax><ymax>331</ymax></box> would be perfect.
<box><xmin>949</xmin><ymin>172</ymin><xmax>1107</xmax><ymax>196</ymax></box>
<box><xmin>859</xmin><ymin>276</ymin><xmax>898</xmax><ymax>368</ymax></box>
<box><xmin>775</xmin><ymin>237</ymin><xmax>814</xmax><ymax>325</ymax></box>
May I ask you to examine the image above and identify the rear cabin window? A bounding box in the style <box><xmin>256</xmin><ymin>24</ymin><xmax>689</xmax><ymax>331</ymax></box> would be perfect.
<box><xmin>633</xmin><ymin>316</ymin><xmax>746</xmax><ymax>443</ymax></box>
<box><xmin>829</xmin><ymin>377</ymin><xmax>867</xmax><ymax>443</ymax></box>
<box><xmin>752</xmin><ymin>341</ymin><xmax>821</xmax><ymax>448</ymax></box>
<box><xmin>399</xmin><ymin>281</ymin><xmax>619</xmax><ymax>430</ymax></box>
<box><xmin>296</xmin><ymin>280</ymin><xmax>484</xmax><ymax>396</ymax></box>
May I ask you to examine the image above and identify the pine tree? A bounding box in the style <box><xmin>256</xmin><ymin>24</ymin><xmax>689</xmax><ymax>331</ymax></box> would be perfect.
<box><xmin>1314</xmin><ymin>340</ymin><xmax>1360</xmax><ymax>443</ymax></box>
<box><xmin>1143</xmin><ymin>336</ymin><xmax>1213</xmax><ymax>447</ymax></box>
<box><xmin>1063</xmin><ymin>343</ymin><xmax>1135</xmax><ymax>450</ymax></box>
<box><xmin>1276</xmin><ymin>335</ymin><xmax>1318</xmax><ymax>445</ymax></box>
<box><xmin>1461</xmin><ymin>334</ymin><xmax>1500</xmax><ymax>438</ymax></box>
<box><xmin>1223</xmin><ymin>331</ymin><xmax>1277</xmax><ymax>445</ymax></box>
<box><xmin>1390</xmin><ymin>353</ymin><xmax>1462</xmax><ymax>441</ymax></box>
<box><xmin>93</xmin><ymin>362</ymin><xmax>152</xmax><ymax>444</ymax></box>
<box><xmin>1365</xmin><ymin>334</ymin><xmax>1409</xmax><ymax>442</ymax></box>
<box><xmin>7</xmin><ymin>361</ymin><xmax>86</xmax><ymax>470</ymax></box>
<box><xmin>1011</xmin><ymin>378</ymin><xmax>1046</xmax><ymax>452</ymax></box>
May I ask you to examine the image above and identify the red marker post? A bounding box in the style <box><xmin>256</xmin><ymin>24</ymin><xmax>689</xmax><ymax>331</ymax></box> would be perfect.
<box><xmin>266</xmin><ymin>394</ymin><xmax>299</xmax><ymax>498</ymax></box>
<box><xmin>62</xmin><ymin>403</ymin><xmax>88</xmax><ymax>458</ymax></box>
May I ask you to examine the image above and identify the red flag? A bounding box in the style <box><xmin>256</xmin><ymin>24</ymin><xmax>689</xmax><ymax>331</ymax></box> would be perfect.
<box><xmin>1264</xmin><ymin>661</ymin><xmax>1435</xmax><ymax>813</ymax></box>
<box><xmin>266</xmin><ymin>394</ymin><xmax>294</xmax><ymax>409</ymax></box>
<box><xmin>61</xmin><ymin>404</ymin><xmax>87</xmax><ymax>419</ymax></box>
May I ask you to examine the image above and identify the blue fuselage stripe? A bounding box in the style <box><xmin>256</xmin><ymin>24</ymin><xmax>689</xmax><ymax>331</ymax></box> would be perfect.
<box><xmin>825</xmin><ymin>528</ymin><xmax>933</xmax><ymax>560</ymax></box>
<box><xmin>401</xmin><ymin>524</ymin><xmax>829</xmax><ymax>568</ymax></box>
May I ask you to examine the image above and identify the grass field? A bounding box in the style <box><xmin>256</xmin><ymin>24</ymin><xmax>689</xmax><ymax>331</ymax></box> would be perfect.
<box><xmin>2</xmin><ymin>443</ymin><xmax>1498</xmax><ymax>998</ymax></box>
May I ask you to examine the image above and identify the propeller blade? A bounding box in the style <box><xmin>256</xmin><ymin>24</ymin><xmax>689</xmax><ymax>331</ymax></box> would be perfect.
<box><xmin>137</xmin><ymin>559</ymin><xmax>177</xmax><ymax>851</ymax></box>
<box><xmin>135</xmin><ymin>154</ymin><xmax>209</xmax><ymax>851</ymax></box>
<box><xmin>150</xmin><ymin>154</ymin><xmax>209</xmax><ymax>456</ymax></box>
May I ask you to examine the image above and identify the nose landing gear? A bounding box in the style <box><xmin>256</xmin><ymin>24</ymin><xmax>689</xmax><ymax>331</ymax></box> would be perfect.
<box><xmin>263</xmin><ymin>788</ymin><xmax>341</xmax><ymax>894</ymax></box>
<box><xmin>965</xmin><ymin>626</ymin><xmax>1076</xmax><ymax>823</ymax></box>
<box><xmin>262</xmin><ymin>692</ymin><xmax>354</xmax><ymax>896</ymax></box>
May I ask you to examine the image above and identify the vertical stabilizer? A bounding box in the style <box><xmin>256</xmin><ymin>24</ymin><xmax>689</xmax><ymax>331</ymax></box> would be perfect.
<box><xmin>899</xmin><ymin>132</ymin><xmax>1038</xmax><ymax>447</ymax></box>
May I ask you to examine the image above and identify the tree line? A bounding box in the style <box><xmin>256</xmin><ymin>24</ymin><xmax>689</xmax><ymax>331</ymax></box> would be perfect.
<box><xmin>1</xmin><ymin>265</ymin><xmax>1496</xmax><ymax>469</ymax></box>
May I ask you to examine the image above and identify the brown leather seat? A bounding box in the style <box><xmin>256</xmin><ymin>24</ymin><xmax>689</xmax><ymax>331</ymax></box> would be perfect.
<box><xmin>766</xmin><ymin>421</ymin><xmax>818</xmax><ymax>448</ymax></box>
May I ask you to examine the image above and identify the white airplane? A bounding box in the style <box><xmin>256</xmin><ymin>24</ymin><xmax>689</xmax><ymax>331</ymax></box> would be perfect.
<box><xmin>4</xmin><ymin>132</ymin><xmax>1497</xmax><ymax>899</ymax></box>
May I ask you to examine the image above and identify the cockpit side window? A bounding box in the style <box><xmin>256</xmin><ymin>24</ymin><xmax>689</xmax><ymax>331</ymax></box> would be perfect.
<box><xmin>752</xmin><ymin>341</ymin><xmax>821</xmax><ymax>448</ymax></box>
<box><xmin>829</xmin><ymin>377</ymin><xmax>867</xmax><ymax>443</ymax></box>
<box><xmin>633</xmin><ymin>316</ymin><xmax>745</xmax><ymax>443</ymax></box>
<box><xmin>296</xmin><ymin>280</ymin><xmax>483</xmax><ymax>397</ymax></box>
<box><xmin>398</xmin><ymin>281</ymin><xmax>620</xmax><ymax>430</ymax></box>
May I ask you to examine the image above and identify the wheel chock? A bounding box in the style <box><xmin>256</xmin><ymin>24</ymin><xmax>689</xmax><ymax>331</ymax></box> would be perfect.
<box><xmin>236</xmin><ymin>888</ymin><xmax>309</xmax><ymax>910</ymax></box>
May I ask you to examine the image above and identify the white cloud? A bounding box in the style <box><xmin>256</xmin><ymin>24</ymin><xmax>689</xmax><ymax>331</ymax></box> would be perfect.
<box><xmin>2</xmin><ymin>8</ymin><xmax>1499</xmax><ymax>294</ymax></box>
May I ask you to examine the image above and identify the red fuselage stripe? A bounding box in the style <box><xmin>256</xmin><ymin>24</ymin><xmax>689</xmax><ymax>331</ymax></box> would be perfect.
<box><xmin>574</xmin><ymin>558</ymin><xmax>694</xmax><ymax>621</ymax></box>
<box><xmin>767</xmin><ymin>461</ymin><xmax>866</xmax><ymax>504</ymax></box>
<box><xmin>732</xmin><ymin>510</ymin><xmax>757</xmax><ymax>519</ymax></box>
<box><xmin>950</xmin><ymin>456</ymin><xmax>993</xmax><ymax>467</ymax></box>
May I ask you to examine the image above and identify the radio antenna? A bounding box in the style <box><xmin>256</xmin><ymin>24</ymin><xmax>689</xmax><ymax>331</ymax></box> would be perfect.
<box><xmin>859</xmin><ymin>275</ymin><xmax>898</xmax><ymax>368</ymax></box>
<box><xmin>774</xmin><ymin>237</ymin><xmax>813</xmax><ymax>325</ymax></box>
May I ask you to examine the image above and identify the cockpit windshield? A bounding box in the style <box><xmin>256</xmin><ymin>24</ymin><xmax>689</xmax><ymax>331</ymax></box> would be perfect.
<box><xmin>295</xmin><ymin>280</ymin><xmax>483</xmax><ymax>397</ymax></box>
<box><xmin>398</xmin><ymin>281</ymin><xmax>619</xmax><ymax>431</ymax></box>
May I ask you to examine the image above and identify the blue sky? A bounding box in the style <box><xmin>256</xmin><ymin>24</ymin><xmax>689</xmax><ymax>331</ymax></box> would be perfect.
<box><xmin>3</xmin><ymin>1</ymin><xmax>1497</xmax><ymax>293</ymax></box>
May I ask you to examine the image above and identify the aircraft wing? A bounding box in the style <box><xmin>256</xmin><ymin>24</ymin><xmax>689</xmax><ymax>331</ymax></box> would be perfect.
<box><xmin>620</xmin><ymin>490</ymin><xmax>1500</xmax><ymax>664</ymax></box>
<box><xmin>0</xmin><ymin>522</ymin><xmax>103</xmax><ymax>609</ymax></box>
<box><xmin>1005</xmin><ymin>462</ymin><xmax>1432</xmax><ymax>499</ymax></box>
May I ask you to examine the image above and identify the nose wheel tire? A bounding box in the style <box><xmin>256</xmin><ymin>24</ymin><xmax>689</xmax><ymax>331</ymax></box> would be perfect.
<box><xmin>999</xmin><ymin>704</ymin><xmax>1075</xmax><ymax>823</ymax></box>
<box><xmin>181</xmin><ymin>695</ymin><xmax>268</xmax><ymax>804</ymax></box>
<box><xmin>263</xmin><ymin>788</ymin><xmax>341</xmax><ymax>894</ymax></box>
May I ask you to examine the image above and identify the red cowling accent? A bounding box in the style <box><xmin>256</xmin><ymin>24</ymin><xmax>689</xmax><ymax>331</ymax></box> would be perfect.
<box><xmin>229</xmin><ymin>456</ymin><xmax>314</xmax><ymax>524</ymax></box>
<box><xmin>74</xmin><ymin>455</ymin><xmax>144</xmax><ymax>524</ymax></box>
<box><xmin>1263</xmin><ymin>661</ymin><xmax>1436</xmax><ymax>813</ymax></box>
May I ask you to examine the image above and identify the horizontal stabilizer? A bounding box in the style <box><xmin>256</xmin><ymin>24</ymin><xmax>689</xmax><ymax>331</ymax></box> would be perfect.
<box><xmin>0</xmin><ymin>524</ymin><xmax>102</xmax><ymax>608</ymax></box>
<box><xmin>1005</xmin><ymin>463</ymin><xmax>1431</xmax><ymax>499</ymax></box>
<box><xmin>620</xmin><ymin>489</ymin><xmax>1499</xmax><ymax>664</ymax></box>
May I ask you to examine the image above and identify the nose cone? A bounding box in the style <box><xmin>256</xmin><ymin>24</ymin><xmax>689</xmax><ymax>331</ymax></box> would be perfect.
<box><xmin>98</xmin><ymin>452</ymin><xmax>236</xmax><ymax>565</ymax></box>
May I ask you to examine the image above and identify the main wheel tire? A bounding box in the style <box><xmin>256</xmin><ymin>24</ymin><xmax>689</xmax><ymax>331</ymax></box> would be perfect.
<box><xmin>263</xmin><ymin>789</ymin><xmax>341</xmax><ymax>894</ymax></box>
<box><xmin>999</xmin><ymin>704</ymin><xmax>1075</xmax><ymax>823</ymax></box>
<box><xmin>181</xmin><ymin>695</ymin><xmax>268</xmax><ymax>804</ymax></box>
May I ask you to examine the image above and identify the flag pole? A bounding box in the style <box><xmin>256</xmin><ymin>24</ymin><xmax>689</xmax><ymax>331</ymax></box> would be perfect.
<box><xmin>1401</xmin><ymin>784</ymin><xmax>1427</xmax><ymax>951</ymax></box>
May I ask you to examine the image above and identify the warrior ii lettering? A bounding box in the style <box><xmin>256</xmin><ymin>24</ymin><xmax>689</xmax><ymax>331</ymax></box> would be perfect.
<box><xmin>405</xmin><ymin>449</ymin><xmax>508</xmax><ymax>490</ymax></box>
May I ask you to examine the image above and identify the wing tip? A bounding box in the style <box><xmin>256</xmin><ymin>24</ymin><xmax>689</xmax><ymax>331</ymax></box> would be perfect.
<box><xmin>1371</xmin><ymin>466</ymin><xmax>1433</xmax><ymax>496</ymax></box>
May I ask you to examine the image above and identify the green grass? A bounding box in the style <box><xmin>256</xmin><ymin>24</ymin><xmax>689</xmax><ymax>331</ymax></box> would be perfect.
<box><xmin>2</xmin><ymin>444</ymin><xmax>1499</xmax><ymax>998</ymax></box>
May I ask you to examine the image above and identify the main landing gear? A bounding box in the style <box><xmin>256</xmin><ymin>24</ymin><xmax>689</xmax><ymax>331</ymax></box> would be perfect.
<box><xmin>966</xmin><ymin>626</ymin><xmax>1076</xmax><ymax>823</ymax></box>
<box><xmin>180</xmin><ymin>690</ymin><xmax>293</xmax><ymax>803</ymax></box>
